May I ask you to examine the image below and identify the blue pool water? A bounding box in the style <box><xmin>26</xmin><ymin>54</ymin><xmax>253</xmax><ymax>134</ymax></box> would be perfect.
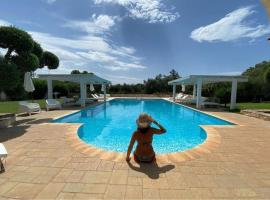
<box><xmin>54</xmin><ymin>99</ymin><xmax>233</xmax><ymax>154</ymax></box>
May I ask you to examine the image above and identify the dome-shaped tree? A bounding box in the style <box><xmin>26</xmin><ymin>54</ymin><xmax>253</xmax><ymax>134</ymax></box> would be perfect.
<box><xmin>0</xmin><ymin>26</ymin><xmax>59</xmax><ymax>98</ymax></box>
<box><xmin>40</xmin><ymin>51</ymin><xmax>59</xmax><ymax>69</ymax></box>
<box><xmin>0</xmin><ymin>26</ymin><xmax>34</xmax><ymax>60</ymax></box>
<box><xmin>264</xmin><ymin>67</ymin><xmax>270</xmax><ymax>83</ymax></box>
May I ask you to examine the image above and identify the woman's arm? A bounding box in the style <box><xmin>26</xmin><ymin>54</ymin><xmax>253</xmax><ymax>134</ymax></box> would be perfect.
<box><xmin>151</xmin><ymin>120</ymin><xmax>166</xmax><ymax>134</ymax></box>
<box><xmin>126</xmin><ymin>132</ymin><xmax>136</xmax><ymax>162</ymax></box>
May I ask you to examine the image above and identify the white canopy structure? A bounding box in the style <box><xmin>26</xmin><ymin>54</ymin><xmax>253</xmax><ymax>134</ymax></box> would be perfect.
<box><xmin>38</xmin><ymin>74</ymin><xmax>111</xmax><ymax>107</ymax></box>
<box><xmin>168</xmin><ymin>75</ymin><xmax>248</xmax><ymax>110</ymax></box>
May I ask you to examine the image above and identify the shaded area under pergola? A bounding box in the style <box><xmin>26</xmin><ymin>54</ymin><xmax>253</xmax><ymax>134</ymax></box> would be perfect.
<box><xmin>168</xmin><ymin>75</ymin><xmax>248</xmax><ymax>110</ymax></box>
<box><xmin>38</xmin><ymin>74</ymin><xmax>111</xmax><ymax>107</ymax></box>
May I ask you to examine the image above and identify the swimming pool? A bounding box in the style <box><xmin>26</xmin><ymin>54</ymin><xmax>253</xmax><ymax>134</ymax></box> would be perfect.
<box><xmin>54</xmin><ymin>99</ymin><xmax>233</xmax><ymax>154</ymax></box>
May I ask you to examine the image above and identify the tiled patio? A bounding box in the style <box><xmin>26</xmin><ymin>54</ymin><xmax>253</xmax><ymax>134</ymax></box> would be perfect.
<box><xmin>0</xmin><ymin>108</ymin><xmax>270</xmax><ymax>199</ymax></box>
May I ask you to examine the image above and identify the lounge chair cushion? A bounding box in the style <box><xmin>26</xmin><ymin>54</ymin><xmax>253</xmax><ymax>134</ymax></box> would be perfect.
<box><xmin>0</xmin><ymin>144</ymin><xmax>7</xmax><ymax>158</ymax></box>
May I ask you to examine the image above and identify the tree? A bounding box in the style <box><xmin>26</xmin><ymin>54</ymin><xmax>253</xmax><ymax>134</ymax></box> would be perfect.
<box><xmin>144</xmin><ymin>69</ymin><xmax>180</xmax><ymax>94</ymax></box>
<box><xmin>12</xmin><ymin>53</ymin><xmax>40</xmax><ymax>72</ymax></box>
<box><xmin>214</xmin><ymin>85</ymin><xmax>231</xmax><ymax>107</ymax></box>
<box><xmin>40</xmin><ymin>51</ymin><xmax>59</xmax><ymax>69</ymax></box>
<box><xmin>0</xmin><ymin>26</ymin><xmax>34</xmax><ymax>60</ymax></box>
<box><xmin>71</xmin><ymin>70</ymin><xmax>81</xmax><ymax>74</ymax></box>
<box><xmin>0</xmin><ymin>26</ymin><xmax>59</xmax><ymax>98</ymax></box>
<box><xmin>0</xmin><ymin>62</ymin><xmax>20</xmax><ymax>92</ymax></box>
<box><xmin>264</xmin><ymin>67</ymin><xmax>270</xmax><ymax>83</ymax></box>
<box><xmin>71</xmin><ymin>70</ymin><xmax>90</xmax><ymax>74</ymax></box>
<box><xmin>32</xmin><ymin>42</ymin><xmax>43</xmax><ymax>60</ymax></box>
<box><xmin>0</xmin><ymin>26</ymin><xmax>59</xmax><ymax>72</ymax></box>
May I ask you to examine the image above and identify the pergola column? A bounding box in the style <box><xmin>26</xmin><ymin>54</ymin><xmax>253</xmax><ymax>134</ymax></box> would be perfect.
<box><xmin>80</xmin><ymin>81</ymin><xmax>86</xmax><ymax>107</ymax></box>
<box><xmin>172</xmin><ymin>84</ymin><xmax>176</xmax><ymax>102</ymax></box>
<box><xmin>47</xmin><ymin>79</ymin><xmax>53</xmax><ymax>99</ymax></box>
<box><xmin>193</xmin><ymin>84</ymin><xmax>197</xmax><ymax>98</ymax></box>
<box><xmin>103</xmin><ymin>84</ymin><xmax>107</xmax><ymax>101</ymax></box>
<box><xmin>196</xmin><ymin>78</ymin><xmax>202</xmax><ymax>109</ymax></box>
<box><xmin>230</xmin><ymin>79</ymin><xmax>238</xmax><ymax>110</ymax></box>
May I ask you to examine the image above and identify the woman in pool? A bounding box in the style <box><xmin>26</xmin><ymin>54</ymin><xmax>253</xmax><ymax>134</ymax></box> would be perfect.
<box><xmin>126</xmin><ymin>113</ymin><xmax>166</xmax><ymax>163</ymax></box>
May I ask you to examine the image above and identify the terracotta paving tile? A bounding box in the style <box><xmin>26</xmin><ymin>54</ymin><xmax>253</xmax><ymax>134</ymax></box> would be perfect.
<box><xmin>0</xmin><ymin>109</ymin><xmax>270</xmax><ymax>199</ymax></box>
<box><xmin>35</xmin><ymin>182</ymin><xmax>65</xmax><ymax>199</ymax></box>
<box><xmin>73</xmin><ymin>193</ymin><xmax>104</xmax><ymax>199</ymax></box>
<box><xmin>212</xmin><ymin>188</ymin><xmax>234</xmax><ymax>198</ymax></box>
<box><xmin>53</xmin><ymin>169</ymin><xmax>73</xmax><ymax>182</ymax></box>
<box><xmin>165</xmin><ymin>172</ymin><xmax>188</xmax><ymax>189</ymax></box>
<box><xmin>159</xmin><ymin>189</ymin><xmax>187</xmax><ymax>199</ymax></box>
<box><xmin>32</xmin><ymin>174</ymin><xmax>55</xmax><ymax>184</ymax></box>
<box><xmin>109</xmin><ymin>170</ymin><xmax>128</xmax><ymax>185</ymax></box>
<box><xmin>63</xmin><ymin>183</ymin><xmax>85</xmax><ymax>193</ymax></box>
<box><xmin>142</xmin><ymin>177</ymin><xmax>169</xmax><ymax>189</ymax></box>
<box><xmin>233</xmin><ymin>188</ymin><xmax>258</xmax><ymax>198</ymax></box>
<box><xmin>143</xmin><ymin>188</ymin><xmax>160</xmax><ymax>199</ymax></box>
<box><xmin>9</xmin><ymin>165</ymin><xmax>29</xmax><ymax>172</ymax></box>
<box><xmin>104</xmin><ymin>184</ymin><xmax>126</xmax><ymax>199</ymax></box>
<box><xmin>56</xmin><ymin>192</ymin><xmax>75</xmax><ymax>199</ymax></box>
<box><xmin>0</xmin><ymin>182</ymin><xmax>18</xmax><ymax>196</ymax></box>
<box><xmin>181</xmin><ymin>174</ymin><xmax>202</xmax><ymax>188</ymax></box>
<box><xmin>188</xmin><ymin>188</ymin><xmax>214</xmax><ymax>199</ymax></box>
<box><xmin>9</xmin><ymin>172</ymin><xmax>39</xmax><ymax>183</ymax></box>
<box><xmin>253</xmin><ymin>188</ymin><xmax>270</xmax><ymax>199</ymax></box>
<box><xmin>65</xmin><ymin>170</ymin><xmax>85</xmax><ymax>183</ymax></box>
<box><xmin>125</xmin><ymin>185</ymin><xmax>143</xmax><ymax>199</ymax></box>
<box><xmin>81</xmin><ymin>171</ymin><xmax>111</xmax><ymax>184</ymax></box>
<box><xmin>81</xmin><ymin>183</ymin><xmax>107</xmax><ymax>194</ymax></box>
<box><xmin>97</xmin><ymin>160</ymin><xmax>115</xmax><ymax>171</ymax></box>
<box><xmin>4</xmin><ymin>183</ymin><xmax>45</xmax><ymax>199</ymax></box>
<box><xmin>127</xmin><ymin>177</ymin><xmax>143</xmax><ymax>186</ymax></box>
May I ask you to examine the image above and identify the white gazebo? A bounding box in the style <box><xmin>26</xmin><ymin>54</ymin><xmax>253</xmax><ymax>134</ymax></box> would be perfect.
<box><xmin>168</xmin><ymin>75</ymin><xmax>248</xmax><ymax>110</ymax></box>
<box><xmin>38</xmin><ymin>74</ymin><xmax>111</xmax><ymax>107</ymax></box>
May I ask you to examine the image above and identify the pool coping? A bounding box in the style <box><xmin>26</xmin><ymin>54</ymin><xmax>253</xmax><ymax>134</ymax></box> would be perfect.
<box><xmin>47</xmin><ymin>97</ymin><xmax>242</xmax><ymax>163</ymax></box>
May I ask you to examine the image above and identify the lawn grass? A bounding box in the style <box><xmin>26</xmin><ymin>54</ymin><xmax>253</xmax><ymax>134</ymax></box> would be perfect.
<box><xmin>0</xmin><ymin>99</ymin><xmax>62</xmax><ymax>113</ymax></box>
<box><xmin>236</xmin><ymin>102</ymin><xmax>270</xmax><ymax>110</ymax></box>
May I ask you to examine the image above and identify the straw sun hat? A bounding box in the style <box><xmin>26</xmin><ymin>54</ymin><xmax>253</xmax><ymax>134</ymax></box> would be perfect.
<box><xmin>136</xmin><ymin>113</ymin><xmax>152</xmax><ymax>128</ymax></box>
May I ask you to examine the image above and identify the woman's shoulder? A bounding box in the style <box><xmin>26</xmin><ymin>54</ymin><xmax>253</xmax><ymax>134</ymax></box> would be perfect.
<box><xmin>133</xmin><ymin>130</ymin><xmax>139</xmax><ymax>136</ymax></box>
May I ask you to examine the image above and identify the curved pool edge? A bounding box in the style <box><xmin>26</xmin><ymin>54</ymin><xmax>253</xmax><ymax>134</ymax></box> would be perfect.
<box><xmin>62</xmin><ymin>123</ymin><xmax>222</xmax><ymax>164</ymax></box>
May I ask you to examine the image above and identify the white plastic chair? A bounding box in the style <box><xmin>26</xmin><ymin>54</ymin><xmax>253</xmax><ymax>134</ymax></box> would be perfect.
<box><xmin>45</xmin><ymin>99</ymin><xmax>62</xmax><ymax>111</ymax></box>
<box><xmin>0</xmin><ymin>143</ymin><xmax>8</xmax><ymax>172</ymax></box>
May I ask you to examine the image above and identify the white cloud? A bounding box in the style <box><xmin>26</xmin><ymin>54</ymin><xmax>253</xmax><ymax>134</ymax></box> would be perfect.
<box><xmin>30</xmin><ymin>31</ymin><xmax>147</xmax><ymax>71</ymax></box>
<box><xmin>47</xmin><ymin>0</ymin><xmax>56</xmax><ymax>4</ymax></box>
<box><xmin>64</xmin><ymin>14</ymin><xmax>121</xmax><ymax>34</ymax></box>
<box><xmin>30</xmin><ymin>32</ymin><xmax>112</xmax><ymax>53</ymax></box>
<box><xmin>0</xmin><ymin>16</ymin><xmax>147</xmax><ymax>83</ymax></box>
<box><xmin>0</xmin><ymin>19</ymin><xmax>11</xmax><ymax>26</ymax></box>
<box><xmin>93</xmin><ymin>0</ymin><xmax>179</xmax><ymax>23</ymax></box>
<box><xmin>101</xmin><ymin>74</ymin><xmax>143</xmax><ymax>84</ymax></box>
<box><xmin>190</xmin><ymin>6</ymin><xmax>270</xmax><ymax>42</ymax></box>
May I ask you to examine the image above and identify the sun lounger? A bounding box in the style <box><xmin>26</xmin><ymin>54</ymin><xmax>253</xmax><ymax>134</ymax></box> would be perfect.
<box><xmin>45</xmin><ymin>99</ymin><xmax>62</xmax><ymax>111</ymax></box>
<box><xmin>175</xmin><ymin>93</ymin><xmax>184</xmax><ymax>99</ymax></box>
<box><xmin>99</xmin><ymin>93</ymin><xmax>110</xmax><ymax>97</ymax></box>
<box><xmin>91</xmin><ymin>94</ymin><xmax>104</xmax><ymax>100</ymax></box>
<box><xmin>0</xmin><ymin>143</ymin><xmax>8</xmax><ymax>172</ymax></box>
<box><xmin>61</xmin><ymin>97</ymin><xmax>75</xmax><ymax>104</ymax></box>
<box><xmin>202</xmin><ymin>102</ymin><xmax>221</xmax><ymax>108</ymax></box>
<box><xmin>19</xmin><ymin>101</ymin><xmax>41</xmax><ymax>116</ymax></box>
<box><xmin>86</xmin><ymin>98</ymin><xmax>97</xmax><ymax>103</ymax></box>
<box><xmin>182</xmin><ymin>97</ymin><xmax>208</xmax><ymax>105</ymax></box>
<box><xmin>175</xmin><ymin>95</ymin><xmax>191</xmax><ymax>102</ymax></box>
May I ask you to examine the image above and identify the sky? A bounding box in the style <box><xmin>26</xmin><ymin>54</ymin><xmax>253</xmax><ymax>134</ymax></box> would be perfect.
<box><xmin>0</xmin><ymin>0</ymin><xmax>270</xmax><ymax>84</ymax></box>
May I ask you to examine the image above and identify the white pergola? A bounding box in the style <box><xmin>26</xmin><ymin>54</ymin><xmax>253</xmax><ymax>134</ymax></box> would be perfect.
<box><xmin>168</xmin><ymin>75</ymin><xmax>248</xmax><ymax>110</ymax></box>
<box><xmin>38</xmin><ymin>74</ymin><xmax>111</xmax><ymax>107</ymax></box>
